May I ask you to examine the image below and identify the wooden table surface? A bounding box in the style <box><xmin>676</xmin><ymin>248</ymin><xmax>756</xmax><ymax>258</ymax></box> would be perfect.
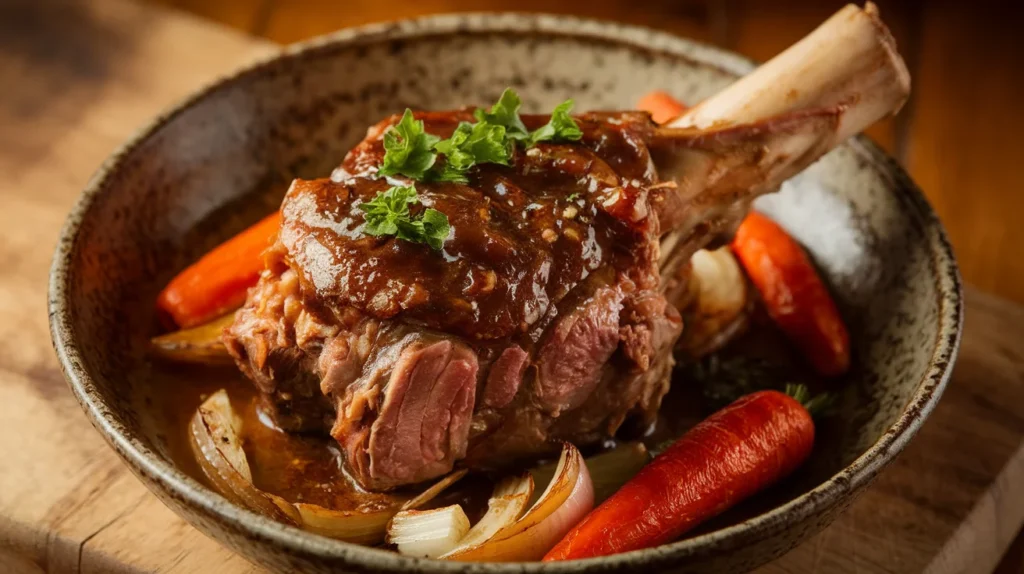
<box><xmin>1</xmin><ymin>0</ymin><xmax>1023</xmax><ymax>573</ymax></box>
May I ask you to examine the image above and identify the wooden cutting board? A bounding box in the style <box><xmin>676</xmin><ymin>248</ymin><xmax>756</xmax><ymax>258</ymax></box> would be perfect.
<box><xmin>1</xmin><ymin>0</ymin><xmax>1021</xmax><ymax>572</ymax></box>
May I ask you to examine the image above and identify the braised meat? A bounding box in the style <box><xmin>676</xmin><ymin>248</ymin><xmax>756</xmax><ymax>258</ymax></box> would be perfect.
<box><xmin>224</xmin><ymin>110</ymin><xmax>682</xmax><ymax>490</ymax></box>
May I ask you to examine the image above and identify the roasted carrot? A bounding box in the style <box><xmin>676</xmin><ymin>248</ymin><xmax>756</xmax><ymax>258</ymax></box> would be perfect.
<box><xmin>637</xmin><ymin>90</ymin><xmax>687</xmax><ymax>124</ymax></box>
<box><xmin>157</xmin><ymin>212</ymin><xmax>281</xmax><ymax>328</ymax></box>
<box><xmin>730</xmin><ymin>212</ymin><xmax>850</xmax><ymax>376</ymax></box>
<box><xmin>544</xmin><ymin>388</ymin><xmax>815</xmax><ymax>561</ymax></box>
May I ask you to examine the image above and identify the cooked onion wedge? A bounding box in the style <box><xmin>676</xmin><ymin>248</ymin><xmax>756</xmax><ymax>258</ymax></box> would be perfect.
<box><xmin>191</xmin><ymin>389</ymin><xmax>465</xmax><ymax>542</ymax></box>
<box><xmin>151</xmin><ymin>312</ymin><xmax>235</xmax><ymax>364</ymax></box>
<box><xmin>189</xmin><ymin>390</ymin><xmax>299</xmax><ymax>524</ymax></box>
<box><xmin>295</xmin><ymin>469</ymin><xmax>465</xmax><ymax>544</ymax></box>
<box><xmin>677</xmin><ymin>247</ymin><xmax>752</xmax><ymax>358</ymax></box>
<box><xmin>530</xmin><ymin>442</ymin><xmax>649</xmax><ymax>506</ymax></box>
<box><xmin>388</xmin><ymin>505</ymin><xmax>472</xmax><ymax>558</ymax></box>
<box><xmin>440</xmin><ymin>474</ymin><xmax>534</xmax><ymax>557</ymax></box>
<box><xmin>294</xmin><ymin>503</ymin><xmax>395</xmax><ymax>545</ymax></box>
<box><xmin>443</xmin><ymin>443</ymin><xmax>594</xmax><ymax>562</ymax></box>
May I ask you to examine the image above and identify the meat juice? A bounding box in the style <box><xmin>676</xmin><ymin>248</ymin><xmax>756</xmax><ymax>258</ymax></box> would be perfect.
<box><xmin>151</xmin><ymin>316</ymin><xmax>815</xmax><ymax>522</ymax></box>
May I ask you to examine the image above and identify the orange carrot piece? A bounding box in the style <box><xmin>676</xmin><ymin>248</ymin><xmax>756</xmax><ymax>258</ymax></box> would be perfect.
<box><xmin>544</xmin><ymin>389</ymin><xmax>814</xmax><ymax>560</ymax></box>
<box><xmin>730</xmin><ymin>212</ymin><xmax>851</xmax><ymax>377</ymax></box>
<box><xmin>157</xmin><ymin>212</ymin><xmax>282</xmax><ymax>328</ymax></box>
<box><xmin>637</xmin><ymin>91</ymin><xmax>688</xmax><ymax>124</ymax></box>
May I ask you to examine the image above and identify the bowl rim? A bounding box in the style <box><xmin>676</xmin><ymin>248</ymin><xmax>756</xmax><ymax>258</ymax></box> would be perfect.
<box><xmin>48</xmin><ymin>12</ymin><xmax>963</xmax><ymax>572</ymax></box>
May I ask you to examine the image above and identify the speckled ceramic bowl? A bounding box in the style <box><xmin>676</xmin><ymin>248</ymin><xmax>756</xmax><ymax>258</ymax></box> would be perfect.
<box><xmin>49</xmin><ymin>13</ymin><xmax>961</xmax><ymax>574</ymax></box>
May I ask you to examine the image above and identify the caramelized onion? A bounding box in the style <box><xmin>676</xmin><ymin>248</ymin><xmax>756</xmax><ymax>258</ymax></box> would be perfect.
<box><xmin>444</xmin><ymin>443</ymin><xmax>594</xmax><ymax>562</ymax></box>
<box><xmin>294</xmin><ymin>503</ymin><xmax>395</xmax><ymax>545</ymax></box>
<box><xmin>151</xmin><ymin>312</ymin><xmax>235</xmax><ymax>364</ymax></box>
<box><xmin>441</xmin><ymin>474</ymin><xmax>534</xmax><ymax>557</ymax></box>
<box><xmin>401</xmin><ymin>469</ymin><xmax>469</xmax><ymax>511</ymax></box>
<box><xmin>191</xmin><ymin>389</ymin><xmax>465</xmax><ymax>543</ymax></box>
<box><xmin>189</xmin><ymin>390</ymin><xmax>299</xmax><ymax>524</ymax></box>
<box><xmin>678</xmin><ymin>247</ymin><xmax>751</xmax><ymax>358</ymax></box>
<box><xmin>582</xmin><ymin>442</ymin><xmax>649</xmax><ymax>504</ymax></box>
<box><xmin>530</xmin><ymin>442</ymin><xmax>649</xmax><ymax>505</ymax></box>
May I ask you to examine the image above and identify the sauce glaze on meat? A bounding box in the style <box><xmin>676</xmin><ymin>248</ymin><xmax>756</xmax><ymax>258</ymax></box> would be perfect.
<box><xmin>226</xmin><ymin>109</ymin><xmax>683</xmax><ymax>491</ymax></box>
<box><xmin>280</xmin><ymin>111</ymin><xmax>659</xmax><ymax>343</ymax></box>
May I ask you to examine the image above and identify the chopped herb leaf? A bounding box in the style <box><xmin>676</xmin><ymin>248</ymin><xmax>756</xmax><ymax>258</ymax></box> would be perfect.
<box><xmin>566</xmin><ymin>192</ymin><xmax>580</xmax><ymax>202</ymax></box>
<box><xmin>474</xmin><ymin>88</ymin><xmax>531</xmax><ymax>142</ymax></box>
<box><xmin>374</xmin><ymin>89</ymin><xmax>584</xmax><ymax>188</ymax></box>
<box><xmin>358</xmin><ymin>185</ymin><xmax>450</xmax><ymax>250</ymax></box>
<box><xmin>432</xmin><ymin>121</ymin><xmax>512</xmax><ymax>183</ymax></box>
<box><xmin>417</xmin><ymin>207</ymin><xmax>451</xmax><ymax>250</ymax></box>
<box><xmin>476</xmin><ymin>90</ymin><xmax>584</xmax><ymax>148</ymax></box>
<box><xmin>528</xmin><ymin>99</ymin><xmax>584</xmax><ymax>146</ymax></box>
<box><xmin>378</xmin><ymin>110</ymin><xmax>441</xmax><ymax>180</ymax></box>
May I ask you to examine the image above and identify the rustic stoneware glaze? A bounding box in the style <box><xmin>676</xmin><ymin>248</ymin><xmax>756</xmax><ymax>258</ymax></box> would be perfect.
<box><xmin>49</xmin><ymin>14</ymin><xmax>961</xmax><ymax>573</ymax></box>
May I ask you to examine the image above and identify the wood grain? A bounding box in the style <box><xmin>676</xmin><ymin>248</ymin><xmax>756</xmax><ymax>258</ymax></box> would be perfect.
<box><xmin>0</xmin><ymin>0</ymin><xmax>273</xmax><ymax>571</ymax></box>
<box><xmin>757</xmin><ymin>288</ymin><xmax>1024</xmax><ymax>574</ymax></box>
<box><xmin>0</xmin><ymin>0</ymin><xmax>1022</xmax><ymax>572</ymax></box>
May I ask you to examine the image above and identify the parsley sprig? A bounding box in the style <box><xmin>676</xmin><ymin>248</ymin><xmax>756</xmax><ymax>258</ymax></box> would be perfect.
<box><xmin>432</xmin><ymin>121</ymin><xmax>512</xmax><ymax>184</ymax></box>
<box><xmin>475</xmin><ymin>89</ymin><xmax>584</xmax><ymax>147</ymax></box>
<box><xmin>358</xmin><ymin>185</ymin><xmax>450</xmax><ymax>250</ymax></box>
<box><xmin>474</xmin><ymin>88</ymin><xmax>532</xmax><ymax>143</ymax></box>
<box><xmin>527</xmin><ymin>99</ymin><xmax>584</xmax><ymax>146</ymax></box>
<box><xmin>367</xmin><ymin>88</ymin><xmax>583</xmax><ymax>249</ymax></box>
<box><xmin>377</xmin><ymin>110</ymin><xmax>440</xmax><ymax>180</ymax></box>
<box><xmin>379</xmin><ymin>88</ymin><xmax>583</xmax><ymax>186</ymax></box>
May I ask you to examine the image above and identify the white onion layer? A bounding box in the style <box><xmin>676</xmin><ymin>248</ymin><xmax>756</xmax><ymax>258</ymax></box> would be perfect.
<box><xmin>191</xmin><ymin>389</ymin><xmax>462</xmax><ymax>544</ymax></box>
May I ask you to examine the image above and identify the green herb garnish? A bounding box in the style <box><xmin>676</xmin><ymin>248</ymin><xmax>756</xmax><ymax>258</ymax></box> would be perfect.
<box><xmin>527</xmin><ymin>99</ymin><xmax>584</xmax><ymax>146</ymax></box>
<box><xmin>377</xmin><ymin>89</ymin><xmax>582</xmax><ymax>187</ymax></box>
<box><xmin>432</xmin><ymin>121</ymin><xmax>512</xmax><ymax>184</ymax></box>
<box><xmin>785</xmin><ymin>383</ymin><xmax>836</xmax><ymax>418</ymax></box>
<box><xmin>363</xmin><ymin>89</ymin><xmax>583</xmax><ymax>247</ymax></box>
<box><xmin>473</xmin><ymin>88</ymin><xmax>583</xmax><ymax>147</ymax></box>
<box><xmin>473</xmin><ymin>88</ymin><xmax>531</xmax><ymax>143</ymax></box>
<box><xmin>378</xmin><ymin>110</ymin><xmax>441</xmax><ymax>180</ymax></box>
<box><xmin>358</xmin><ymin>185</ymin><xmax>450</xmax><ymax>250</ymax></box>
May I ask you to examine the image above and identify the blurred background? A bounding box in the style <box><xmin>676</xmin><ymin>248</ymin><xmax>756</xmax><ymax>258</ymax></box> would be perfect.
<box><xmin>143</xmin><ymin>0</ymin><xmax>1024</xmax><ymax>307</ymax></box>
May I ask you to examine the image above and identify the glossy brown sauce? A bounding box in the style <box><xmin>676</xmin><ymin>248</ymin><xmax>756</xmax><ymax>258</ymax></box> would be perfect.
<box><xmin>279</xmin><ymin>111</ymin><xmax>659</xmax><ymax>343</ymax></box>
<box><xmin>148</xmin><ymin>103</ymin><xmax>837</xmax><ymax>543</ymax></box>
<box><xmin>153</xmin><ymin>363</ymin><xmax>493</xmax><ymax>514</ymax></box>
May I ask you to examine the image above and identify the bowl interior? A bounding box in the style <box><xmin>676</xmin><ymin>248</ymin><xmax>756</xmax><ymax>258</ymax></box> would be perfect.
<box><xmin>52</xmin><ymin>14</ymin><xmax>958</xmax><ymax>573</ymax></box>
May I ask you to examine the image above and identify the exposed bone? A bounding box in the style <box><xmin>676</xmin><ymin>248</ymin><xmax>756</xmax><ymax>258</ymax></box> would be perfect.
<box><xmin>653</xmin><ymin>108</ymin><xmax>843</xmax><ymax>248</ymax></box>
<box><xmin>652</xmin><ymin>3</ymin><xmax>911</xmax><ymax>286</ymax></box>
<box><xmin>670</xmin><ymin>2</ymin><xmax>910</xmax><ymax>140</ymax></box>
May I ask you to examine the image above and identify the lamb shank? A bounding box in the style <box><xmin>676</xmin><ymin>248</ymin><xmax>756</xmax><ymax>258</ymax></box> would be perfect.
<box><xmin>225</xmin><ymin>3</ymin><xmax>909</xmax><ymax>492</ymax></box>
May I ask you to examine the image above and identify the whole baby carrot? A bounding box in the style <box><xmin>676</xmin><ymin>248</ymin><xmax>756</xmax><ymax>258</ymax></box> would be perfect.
<box><xmin>731</xmin><ymin>212</ymin><xmax>851</xmax><ymax>377</ymax></box>
<box><xmin>544</xmin><ymin>388</ymin><xmax>815</xmax><ymax>560</ymax></box>
<box><xmin>157</xmin><ymin>212</ymin><xmax>281</xmax><ymax>328</ymax></box>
